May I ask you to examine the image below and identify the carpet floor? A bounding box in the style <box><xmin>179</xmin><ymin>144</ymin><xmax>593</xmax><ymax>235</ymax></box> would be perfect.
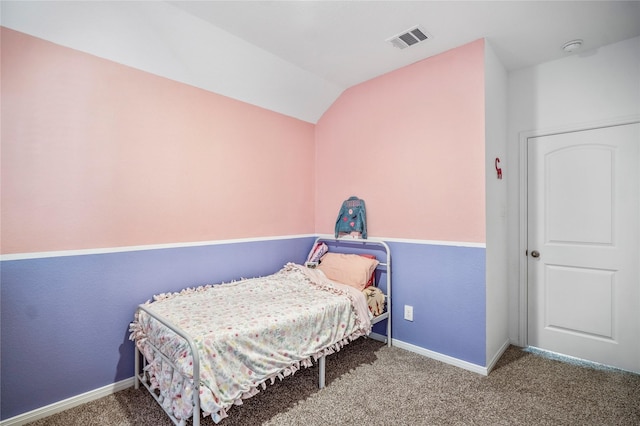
<box><xmin>27</xmin><ymin>338</ymin><xmax>640</xmax><ymax>425</ymax></box>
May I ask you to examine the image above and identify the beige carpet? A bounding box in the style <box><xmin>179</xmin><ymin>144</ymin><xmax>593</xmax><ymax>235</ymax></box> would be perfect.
<box><xmin>28</xmin><ymin>338</ymin><xmax>640</xmax><ymax>425</ymax></box>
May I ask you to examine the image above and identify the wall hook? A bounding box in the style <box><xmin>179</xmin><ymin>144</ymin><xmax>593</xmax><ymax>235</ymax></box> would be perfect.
<box><xmin>495</xmin><ymin>157</ymin><xmax>503</xmax><ymax>180</ymax></box>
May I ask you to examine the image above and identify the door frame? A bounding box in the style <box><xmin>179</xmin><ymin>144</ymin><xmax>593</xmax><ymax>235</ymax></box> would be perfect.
<box><xmin>517</xmin><ymin>115</ymin><xmax>640</xmax><ymax>348</ymax></box>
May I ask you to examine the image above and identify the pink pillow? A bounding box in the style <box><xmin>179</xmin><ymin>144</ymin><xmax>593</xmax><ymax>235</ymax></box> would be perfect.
<box><xmin>306</xmin><ymin>242</ymin><xmax>328</xmax><ymax>263</ymax></box>
<box><xmin>318</xmin><ymin>253</ymin><xmax>379</xmax><ymax>290</ymax></box>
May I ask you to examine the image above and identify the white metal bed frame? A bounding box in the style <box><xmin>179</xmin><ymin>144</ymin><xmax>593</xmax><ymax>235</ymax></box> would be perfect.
<box><xmin>133</xmin><ymin>237</ymin><xmax>391</xmax><ymax>426</ymax></box>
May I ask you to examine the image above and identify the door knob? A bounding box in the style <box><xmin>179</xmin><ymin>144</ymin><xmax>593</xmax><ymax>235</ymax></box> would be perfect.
<box><xmin>531</xmin><ymin>250</ymin><xmax>540</xmax><ymax>258</ymax></box>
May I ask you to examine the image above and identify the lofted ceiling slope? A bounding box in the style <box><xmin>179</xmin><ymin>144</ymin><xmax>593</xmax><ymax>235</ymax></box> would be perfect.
<box><xmin>2</xmin><ymin>1</ymin><xmax>640</xmax><ymax>123</ymax></box>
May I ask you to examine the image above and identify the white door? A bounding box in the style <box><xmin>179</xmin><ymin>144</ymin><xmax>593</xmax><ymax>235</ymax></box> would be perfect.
<box><xmin>527</xmin><ymin>122</ymin><xmax>639</xmax><ymax>373</ymax></box>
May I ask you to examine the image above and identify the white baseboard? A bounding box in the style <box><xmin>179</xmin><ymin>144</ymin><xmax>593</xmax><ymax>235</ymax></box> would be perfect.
<box><xmin>392</xmin><ymin>339</ymin><xmax>489</xmax><ymax>375</ymax></box>
<box><xmin>0</xmin><ymin>378</ymin><xmax>134</xmax><ymax>426</ymax></box>
<box><xmin>486</xmin><ymin>339</ymin><xmax>511</xmax><ymax>374</ymax></box>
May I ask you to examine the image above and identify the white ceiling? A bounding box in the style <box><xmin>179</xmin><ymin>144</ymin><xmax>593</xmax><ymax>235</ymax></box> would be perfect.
<box><xmin>3</xmin><ymin>1</ymin><xmax>640</xmax><ymax>123</ymax></box>
<box><xmin>169</xmin><ymin>0</ymin><xmax>640</xmax><ymax>87</ymax></box>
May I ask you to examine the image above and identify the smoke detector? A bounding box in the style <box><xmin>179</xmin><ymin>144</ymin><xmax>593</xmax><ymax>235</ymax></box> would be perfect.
<box><xmin>386</xmin><ymin>25</ymin><xmax>431</xmax><ymax>49</ymax></box>
<box><xmin>562</xmin><ymin>39</ymin><xmax>583</xmax><ymax>53</ymax></box>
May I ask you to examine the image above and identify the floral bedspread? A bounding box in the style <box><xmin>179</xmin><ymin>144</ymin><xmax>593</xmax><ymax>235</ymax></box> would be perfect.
<box><xmin>129</xmin><ymin>263</ymin><xmax>371</xmax><ymax>423</ymax></box>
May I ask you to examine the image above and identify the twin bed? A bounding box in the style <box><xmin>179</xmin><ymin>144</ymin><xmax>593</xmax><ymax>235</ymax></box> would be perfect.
<box><xmin>129</xmin><ymin>237</ymin><xmax>391</xmax><ymax>425</ymax></box>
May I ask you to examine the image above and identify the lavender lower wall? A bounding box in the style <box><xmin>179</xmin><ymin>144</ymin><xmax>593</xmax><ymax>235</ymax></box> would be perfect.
<box><xmin>0</xmin><ymin>237</ymin><xmax>486</xmax><ymax>420</ymax></box>
<box><xmin>0</xmin><ymin>237</ymin><xmax>315</xmax><ymax>420</ymax></box>
<box><xmin>388</xmin><ymin>242</ymin><xmax>486</xmax><ymax>366</ymax></box>
<box><xmin>313</xmin><ymin>240</ymin><xmax>486</xmax><ymax>359</ymax></box>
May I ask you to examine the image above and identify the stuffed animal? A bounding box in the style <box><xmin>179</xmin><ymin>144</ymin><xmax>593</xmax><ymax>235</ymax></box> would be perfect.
<box><xmin>362</xmin><ymin>286</ymin><xmax>385</xmax><ymax>316</ymax></box>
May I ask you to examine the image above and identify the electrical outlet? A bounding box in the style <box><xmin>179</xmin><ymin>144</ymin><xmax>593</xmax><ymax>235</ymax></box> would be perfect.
<box><xmin>404</xmin><ymin>305</ymin><xmax>414</xmax><ymax>321</ymax></box>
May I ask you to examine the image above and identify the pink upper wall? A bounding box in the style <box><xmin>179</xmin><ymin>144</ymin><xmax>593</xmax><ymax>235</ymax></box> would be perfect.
<box><xmin>1</xmin><ymin>28</ymin><xmax>315</xmax><ymax>254</ymax></box>
<box><xmin>2</xmin><ymin>29</ymin><xmax>486</xmax><ymax>254</ymax></box>
<box><xmin>315</xmin><ymin>39</ymin><xmax>486</xmax><ymax>243</ymax></box>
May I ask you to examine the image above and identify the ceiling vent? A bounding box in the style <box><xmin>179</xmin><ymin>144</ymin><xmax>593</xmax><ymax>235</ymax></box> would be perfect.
<box><xmin>386</xmin><ymin>25</ymin><xmax>431</xmax><ymax>50</ymax></box>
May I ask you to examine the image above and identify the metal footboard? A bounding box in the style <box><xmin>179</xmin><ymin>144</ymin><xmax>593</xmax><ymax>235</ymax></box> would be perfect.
<box><xmin>135</xmin><ymin>304</ymin><xmax>327</xmax><ymax>425</ymax></box>
<box><xmin>134</xmin><ymin>304</ymin><xmax>202</xmax><ymax>426</ymax></box>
